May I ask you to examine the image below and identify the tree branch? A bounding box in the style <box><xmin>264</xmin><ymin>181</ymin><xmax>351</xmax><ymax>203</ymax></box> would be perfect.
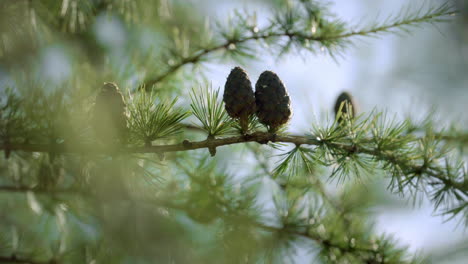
<box><xmin>1</xmin><ymin>131</ymin><xmax>466</xmax><ymax>194</ymax></box>
<box><xmin>0</xmin><ymin>185</ymin><xmax>80</xmax><ymax>194</ymax></box>
<box><xmin>247</xmin><ymin>144</ymin><xmax>345</xmax><ymax>217</ymax></box>
<box><xmin>139</xmin><ymin>5</ymin><xmax>455</xmax><ymax>89</ymax></box>
<box><xmin>0</xmin><ymin>255</ymin><xmax>53</xmax><ymax>264</ymax></box>
<box><xmin>327</xmin><ymin>6</ymin><xmax>456</xmax><ymax>40</ymax></box>
<box><xmin>252</xmin><ymin>222</ymin><xmax>378</xmax><ymax>259</ymax></box>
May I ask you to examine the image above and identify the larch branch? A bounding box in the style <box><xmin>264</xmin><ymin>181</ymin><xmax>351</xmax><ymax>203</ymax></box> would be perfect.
<box><xmin>139</xmin><ymin>6</ymin><xmax>454</xmax><ymax>89</ymax></box>
<box><xmin>1</xmin><ymin>131</ymin><xmax>466</xmax><ymax>193</ymax></box>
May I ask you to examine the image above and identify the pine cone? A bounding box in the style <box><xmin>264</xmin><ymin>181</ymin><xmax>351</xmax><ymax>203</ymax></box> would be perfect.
<box><xmin>223</xmin><ymin>67</ymin><xmax>256</xmax><ymax>133</ymax></box>
<box><xmin>92</xmin><ymin>82</ymin><xmax>128</xmax><ymax>146</ymax></box>
<box><xmin>334</xmin><ymin>91</ymin><xmax>356</xmax><ymax>123</ymax></box>
<box><xmin>255</xmin><ymin>71</ymin><xmax>292</xmax><ymax>132</ymax></box>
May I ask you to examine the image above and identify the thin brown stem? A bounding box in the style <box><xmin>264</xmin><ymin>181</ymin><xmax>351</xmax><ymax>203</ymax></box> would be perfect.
<box><xmin>140</xmin><ymin>7</ymin><xmax>454</xmax><ymax>89</ymax></box>
<box><xmin>1</xmin><ymin>131</ymin><xmax>465</xmax><ymax>193</ymax></box>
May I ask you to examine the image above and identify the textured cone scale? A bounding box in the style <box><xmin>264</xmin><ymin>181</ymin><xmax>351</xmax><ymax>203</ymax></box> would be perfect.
<box><xmin>334</xmin><ymin>91</ymin><xmax>356</xmax><ymax>123</ymax></box>
<box><xmin>255</xmin><ymin>71</ymin><xmax>292</xmax><ymax>132</ymax></box>
<box><xmin>223</xmin><ymin>67</ymin><xmax>256</xmax><ymax>132</ymax></box>
<box><xmin>92</xmin><ymin>82</ymin><xmax>128</xmax><ymax>145</ymax></box>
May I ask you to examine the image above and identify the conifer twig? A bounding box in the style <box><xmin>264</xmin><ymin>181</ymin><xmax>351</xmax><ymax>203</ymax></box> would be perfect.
<box><xmin>140</xmin><ymin>4</ymin><xmax>455</xmax><ymax>89</ymax></box>
<box><xmin>252</xmin><ymin>222</ymin><xmax>378</xmax><ymax>257</ymax></box>
<box><xmin>1</xmin><ymin>131</ymin><xmax>466</xmax><ymax>193</ymax></box>
<box><xmin>247</xmin><ymin>144</ymin><xmax>344</xmax><ymax>216</ymax></box>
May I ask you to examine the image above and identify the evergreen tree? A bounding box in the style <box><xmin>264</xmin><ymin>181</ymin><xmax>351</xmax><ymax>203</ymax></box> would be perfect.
<box><xmin>0</xmin><ymin>0</ymin><xmax>466</xmax><ymax>263</ymax></box>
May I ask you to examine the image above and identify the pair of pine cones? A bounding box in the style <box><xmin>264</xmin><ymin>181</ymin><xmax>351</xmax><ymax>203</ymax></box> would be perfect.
<box><xmin>223</xmin><ymin>67</ymin><xmax>357</xmax><ymax>133</ymax></box>
<box><xmin>92</xmin><ymin>70</ymin><xmax>356</xmax><ymax>146</ymax></box>
<box><xmin>223</xmin><ymin>67</ymin><xmax>292</xmax><ymax>133</ymax></box>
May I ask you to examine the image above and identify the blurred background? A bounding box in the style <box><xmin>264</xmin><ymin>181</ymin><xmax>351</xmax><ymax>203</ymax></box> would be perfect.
<box><xmin>0</xmin><ymin>0</ymin><xmax>467</xmax><ymax>263</ymax></box>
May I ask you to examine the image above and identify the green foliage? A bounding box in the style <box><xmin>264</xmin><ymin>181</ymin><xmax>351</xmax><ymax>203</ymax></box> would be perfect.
<box><xmin>232</xmin><ymin>115</ymin><xmax>263</xmax><ymax>134</ymax></box>
<box><xmin>190</xmin><ymin>85</ymin><xmax>234</xmax><ymax>137</ymax></box>
<box><xmin>273</xmin><ymin>146</ymin><xmax>320</xmax><ymax>180</ymax></box>
<box><xmin>139</xmin><ymin>0</ymin><xmax>456</xmax><ymax>89</ymax></box>
<box><xmin>22</xmin><ymin>88</ymin><xmax>71</xmax><ymax>143</ymax></box>
<box><xmin>128</xmin><ymin>92</ymin><xmax>189</xmax><ymax>146</ymax></box>
<box><xmin>0</xmin><ymin>90</ymin><xmax>26</xmax><ymax>146</ymax></box>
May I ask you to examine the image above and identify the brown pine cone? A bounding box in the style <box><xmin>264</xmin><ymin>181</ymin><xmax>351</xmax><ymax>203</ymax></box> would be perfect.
<box><xmin>223</xmin><ymin>67</ymin><xmax>256</xmax><ymax>133</ymax></box>
<box><xmin>255</xmin><ymin>71</ymin><xmax>292</xmax><ymax>132</ymax></box>
<box><xmin>92</xmin><ymin>82</ymin><xmax>128</xmax><ymax>146</ymax></box>
<box><xmin>334</xmin><ymin>91</ymin><xmax>356</xmax><ymax>123</ymax></box>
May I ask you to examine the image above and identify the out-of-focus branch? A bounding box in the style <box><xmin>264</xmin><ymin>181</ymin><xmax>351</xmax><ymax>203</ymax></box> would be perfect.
<box><xmin>0</xmin><ymin>255</ymin><xmax>54</xmax><ymax>264</ymax></box>
<box><xmin>0</xmin><ymin>183</ymin><xmax>378</xmax><ymax>262</ymax></box>
<box><xmin>1</xmin><ymin>131</ymin><xmax>466</xmax><ymax>197</ymax></box>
